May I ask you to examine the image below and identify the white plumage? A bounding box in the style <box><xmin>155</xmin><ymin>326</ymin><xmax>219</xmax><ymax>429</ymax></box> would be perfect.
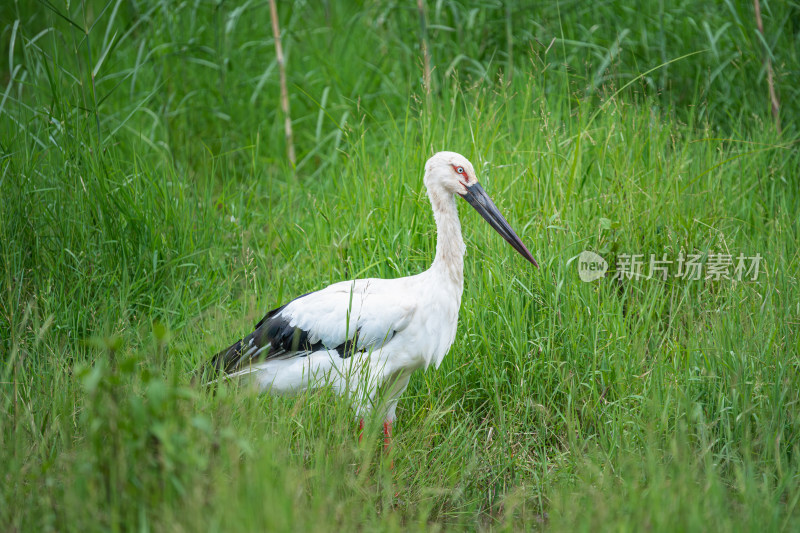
<box><xmin>209</xmin><ymin>151</ymin><xmax>537</xmax><ymax>427</ymax></box>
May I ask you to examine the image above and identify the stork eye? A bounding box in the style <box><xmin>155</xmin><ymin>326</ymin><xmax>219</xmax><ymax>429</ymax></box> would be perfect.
<box><xmin>456</xmin><ymin>166</ymin><xmax>465</xmax><ymax>174</ymax></box>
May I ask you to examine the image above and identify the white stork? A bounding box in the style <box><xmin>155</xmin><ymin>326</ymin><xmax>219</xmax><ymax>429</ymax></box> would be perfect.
<box><xmin>208</xmin><ymin>151</ymin><xmax>537</xmax><ymax>448</ymax></box>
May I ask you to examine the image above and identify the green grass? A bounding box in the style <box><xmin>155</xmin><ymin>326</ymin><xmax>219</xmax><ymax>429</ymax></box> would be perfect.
<box><xmin>1</xmin><ymin>0</ymin><xmax>799</xmax><ymax>530</ymax></box>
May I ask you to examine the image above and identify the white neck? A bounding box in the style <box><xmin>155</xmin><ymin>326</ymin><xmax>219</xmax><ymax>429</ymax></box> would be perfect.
<box><xmin>427</xmin><ymin>186</ymin><xmax>465</xmax><ymax>286</ymax></box>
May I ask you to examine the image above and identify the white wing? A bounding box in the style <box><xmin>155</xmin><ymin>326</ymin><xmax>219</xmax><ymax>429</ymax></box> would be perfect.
<box><xmin>283</xmin><ymin>278</ymin><xmax>415</xmax><ymax>351</ymax></box>
<box><xmin>210</xmin><ymin>278</ymin><xmax>416</xmax><ymax>373</ymax></box>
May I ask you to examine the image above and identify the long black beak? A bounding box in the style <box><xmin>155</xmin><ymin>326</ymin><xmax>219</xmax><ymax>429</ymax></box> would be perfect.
<box><xmin>460</xmin><ymin>182</ymin><xmax>538</xmax><ymax>268</ymax></box>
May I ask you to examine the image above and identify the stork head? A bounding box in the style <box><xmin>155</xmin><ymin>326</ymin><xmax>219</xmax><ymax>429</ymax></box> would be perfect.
<box><xmin>424</xmin><ymin>151</ymin><xmax>538</xmax><ymax>268</ymax></box>
<box><xmin>424</xmin><ymin>151</ymin><xmax>479</xmax><ymax>195</ymax></box>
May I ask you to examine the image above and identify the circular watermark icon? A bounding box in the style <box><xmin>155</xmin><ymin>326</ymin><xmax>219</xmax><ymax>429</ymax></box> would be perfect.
<box><xmin>576</xmin><ymin>251</ymin><xmax>608</xmax><ymax>282</ymax></box>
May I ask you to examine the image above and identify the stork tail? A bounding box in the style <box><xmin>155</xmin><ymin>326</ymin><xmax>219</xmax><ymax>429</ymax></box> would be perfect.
<box><xmin>208</xmin><ymin>338</ymin><xmax>247</xmax><ymax>376</ymax></box>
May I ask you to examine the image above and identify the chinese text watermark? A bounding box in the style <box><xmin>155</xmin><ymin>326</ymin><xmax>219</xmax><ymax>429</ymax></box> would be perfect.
<box><xmin>577</xmin><ymin>251</ymin><xmax>764</xmax><ymax>282</ymax></box>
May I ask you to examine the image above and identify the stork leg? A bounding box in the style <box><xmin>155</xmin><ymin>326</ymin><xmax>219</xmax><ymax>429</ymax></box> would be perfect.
<box><xmin>356</xmin><ymin>418</ymin><xmax>393</xmax><ymax>469</ymax></box>
<box><xmin>383</xmin><ymin>420</ymin><xmax>392</xmax><ymax>451</ymax></box>
<box><xmin>383</xmin><ymin>420</ymin><xmax>393</xmax><ymax>470</ymax></box>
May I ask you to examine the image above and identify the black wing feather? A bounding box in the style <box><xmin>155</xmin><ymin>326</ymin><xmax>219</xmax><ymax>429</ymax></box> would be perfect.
<box><xmin>209</xmin><ymin>292</ymin><xmax>321</xmax><ymax>375</ymax></box>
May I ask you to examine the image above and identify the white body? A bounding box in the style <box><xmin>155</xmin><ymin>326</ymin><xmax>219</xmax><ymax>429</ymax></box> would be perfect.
<box><xmin>229</xmin><ymin>265</ymin><xmax>462</xmax><ymax>421</ymax></box>
<box><xmin>215</xmin><ymin>151</ymin><xmax>523</xmax><ymax>422</ymax></box>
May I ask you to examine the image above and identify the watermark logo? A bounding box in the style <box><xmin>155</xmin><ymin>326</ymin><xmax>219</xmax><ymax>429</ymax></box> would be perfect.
<box><xmin>577</xmin><ymin>250</ymin><xmax>608</xmax><ymax>282</ymax></box>
<box><xmin>575</xmin><ymin>251</ymin><xmax>764</xmax><ymax>282</ymax></box>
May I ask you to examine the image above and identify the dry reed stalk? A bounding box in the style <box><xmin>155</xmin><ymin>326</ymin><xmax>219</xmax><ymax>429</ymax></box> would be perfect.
<box><xmin>417</xmin><ymin>0</ymin><xmax>432</xmax><ymax>96</ymax></box>
<box><xmin>753</xmin><ymin>0</ymin><xmax>781</xmax><ymax>133</ymax></box>
<box><xmin>269</xmin><ymin>0</ymin><xmax>296</xmax><ymax>165</ymax></box>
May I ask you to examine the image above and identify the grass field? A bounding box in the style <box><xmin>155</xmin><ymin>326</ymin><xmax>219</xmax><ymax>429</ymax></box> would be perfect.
<box><xmin>1</xmin><ymin>0</ymin><xmax>799</xmax><ymax>530</ymax></box>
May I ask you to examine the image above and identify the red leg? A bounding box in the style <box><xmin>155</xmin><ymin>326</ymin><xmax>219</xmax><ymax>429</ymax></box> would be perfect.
<box><xmin>358</xmin><ymin>418</ymin><xmax>365</xmax><ymax>443</ymax></box>
<box><xmin>383</xmin><ymin>420</ymin><xmax>393</xmax><ymax>469</ymax></box>
<box><xmin>383</xmin><ymin>420</ymin><xmax>392</xmax><ymax>451</ymax></box>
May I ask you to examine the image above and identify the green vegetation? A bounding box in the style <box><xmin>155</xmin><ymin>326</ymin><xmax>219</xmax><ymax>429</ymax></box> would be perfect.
<box><xmin>1</xmin><ymin>0</ymin><xmax>798</xmax><ymax>530</ymax></box>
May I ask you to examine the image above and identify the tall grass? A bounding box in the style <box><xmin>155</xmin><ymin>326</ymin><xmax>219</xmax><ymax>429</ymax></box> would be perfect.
<box><xmin>1</xmin><ymin>0</ymin><xmax>798</xmax><ymax>530</ymax></box>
